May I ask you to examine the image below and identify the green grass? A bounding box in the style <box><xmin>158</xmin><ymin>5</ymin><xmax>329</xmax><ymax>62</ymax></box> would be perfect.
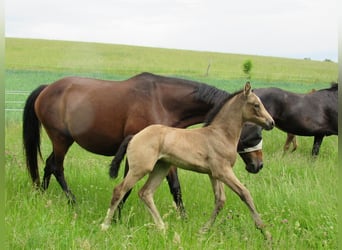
<box><xmin>5</xmin><ymin>123</ymin><xmax>337</xmax><ymax>249</ymax></box>
<box><xmin>5</xmin><ymin>38</ymin><xmax>338</xmax><ymax>249</ymax></box>
<box><xmin>6</xmin><ymin>37</ymin><xmax>338</xmax><ymax>84</ymax></box>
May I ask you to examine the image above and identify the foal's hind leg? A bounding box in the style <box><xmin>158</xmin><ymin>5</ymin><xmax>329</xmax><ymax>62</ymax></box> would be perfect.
<box><xmin>115</xmin><ymin>159</ymin><xmax>131</xmax><ymax>221</ymax></box>
<box><xmin>118</xmin><ymin>162</ymin><xmax>186</xmax><ymax>220</ymax></box>
<box><xmin>200</xmin><ymin>177</ymin><xmax>226</xmax><ymax>233</ymax></box>
<box><xmin>138</xmin><ymin>163</ymin><xmax>171</xmax><ymax>231</ymax></box>
<box><xmin>101</xmin><ymin>169</ymin><xmax>146</xmax><ymax>230</ymax></box>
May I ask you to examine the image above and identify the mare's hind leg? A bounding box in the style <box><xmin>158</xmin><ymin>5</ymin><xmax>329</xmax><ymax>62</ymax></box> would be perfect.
<box><xmin>166</xmin><ymin>166</ymin><xmax>186</xmax><ymax>217</ymax></box>
<box><xmin>312</xmin><ymin>135</ymin><xmax>324</xmax><ymax>156</ymax></box>
<box><xmin>41</xmin><ymin>153</ymin><xmax>54</xmax><ymax>191</ymax></box>
<box><xmin>219</xmin><ymin>167</ymin><xmax>271</xmax><ymax>240</ymax></box>
<box><xmin>101</xmin><ymin>169</ymin><xmax>147</xmax><ymax>230</ymax></box>
<box><xmin>42</xmin><ymin>134</ymin><xmax>75</xmax><ymax>203</ymax></box>
<box><xmin>200</xmin><ymin>177</ymin><xmax>226</xmax><ymax>233</ymax></box>
<box><xmin>138</xmin><ymin>162</ymin><xmax>171</xmax><ymax>231</ymax></box>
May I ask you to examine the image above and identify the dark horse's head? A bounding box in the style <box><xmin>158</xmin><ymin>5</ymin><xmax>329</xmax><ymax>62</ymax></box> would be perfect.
<box><xmin>238</xmin><ymin>123</ymin><xmax>264</xmax><ymax>173</ymax></box>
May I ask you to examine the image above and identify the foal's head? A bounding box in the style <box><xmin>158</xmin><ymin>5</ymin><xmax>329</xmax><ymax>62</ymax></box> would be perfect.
<box><xmin>242</xmin><ymin>82</ymin><xmax>274</xmax><ymax>131</ymax></box>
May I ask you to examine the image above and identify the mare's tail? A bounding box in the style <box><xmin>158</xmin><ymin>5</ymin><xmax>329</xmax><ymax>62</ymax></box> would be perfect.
<box><xmin>22</xmin><ymin>85</ymin><xmax>47</xmax><ymax>187</ymax></box>
<box><xmin>109</xmin><ymin>135</ymin><xmax>134</xmax><ymax>178</ymax></box>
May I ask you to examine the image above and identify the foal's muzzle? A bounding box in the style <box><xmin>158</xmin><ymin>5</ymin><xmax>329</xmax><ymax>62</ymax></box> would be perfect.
<box><xmin>263</xmin><ymin>119</ymin><xmax>275</xmax><ymax>131</ymax></box>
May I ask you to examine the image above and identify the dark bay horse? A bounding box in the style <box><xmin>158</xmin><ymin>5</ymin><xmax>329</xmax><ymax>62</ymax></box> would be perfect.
<box><xmin>254</xmin><ymin>83</ymin><xmax>337</xmax><ymax>155</ymax></box>
<box><xmin>23</xmin><ymin>72</ymin><xmax>264</xmax><ymax>214</ymax></box>
<box><xmin>282</xmin><ymin>89</ymin><xmax>316</xmax><ymax>153</ymax></box>
<box><xmin>102</xmin><ymin>82</ymin><xmax>274</xmax><ymax>240</ymax></box>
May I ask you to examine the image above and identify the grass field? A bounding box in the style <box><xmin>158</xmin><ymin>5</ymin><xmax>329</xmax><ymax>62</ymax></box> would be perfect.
<box><xmin>5</xmin><ymin>38</ymin><xmax>338</xmax><ymax>249</ymax></box>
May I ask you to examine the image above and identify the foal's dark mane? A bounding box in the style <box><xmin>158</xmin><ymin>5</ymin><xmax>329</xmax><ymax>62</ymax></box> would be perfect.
<box><xmin>204</xmin><ymin>89</ymin><xmax>243</xmax><ymax>126</ymax></box>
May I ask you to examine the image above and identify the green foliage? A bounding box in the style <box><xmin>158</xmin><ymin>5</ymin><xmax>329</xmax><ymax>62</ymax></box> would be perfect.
<box><xmin>242</xmin><ymin>59</ymin><xmax>253</xmax><ymax>79</ymax></box>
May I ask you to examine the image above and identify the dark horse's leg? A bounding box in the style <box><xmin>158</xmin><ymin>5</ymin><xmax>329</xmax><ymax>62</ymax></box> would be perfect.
<box><xmin>42</xmin><ymin>138</ymin><xmax>76</xmax><ymax>203</ymax></box>
<box><xmin>117</xmin><ymin>161</ymin><xmax>186</xmax><ymax>219</ymax></box>
<box><xmin>312</xmin><ymin>135</ymin><xmax>324</xmax><ymax>156</ymax></box>
<box><xmin>166</xmin><ymin>167</ymin><xmax>186</xmax><ymax>217</ymax></box>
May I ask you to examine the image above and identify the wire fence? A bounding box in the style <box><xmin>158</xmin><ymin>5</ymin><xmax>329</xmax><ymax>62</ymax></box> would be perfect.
<box><xmin>5</xmin><ymin>91</ymin><xmax>29</xmax><ymax>112</ymax></box>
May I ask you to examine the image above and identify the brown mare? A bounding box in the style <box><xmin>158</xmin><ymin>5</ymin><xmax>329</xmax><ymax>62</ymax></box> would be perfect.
<box><xmin>101</xmin><ymin>82</ymin><xmax>274</xmax><ymax>240</ymax></box>
<box><xmin>23</xmin><ymin>72</ymin><xmax>265</xmax><ymax>215</ymax></box>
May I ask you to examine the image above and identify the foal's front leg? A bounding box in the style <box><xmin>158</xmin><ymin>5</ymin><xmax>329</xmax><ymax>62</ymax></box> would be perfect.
<box><xmin>220</xmin><ymin>167</ymin><xmax>272</xmax><ymax>241</ymax></box>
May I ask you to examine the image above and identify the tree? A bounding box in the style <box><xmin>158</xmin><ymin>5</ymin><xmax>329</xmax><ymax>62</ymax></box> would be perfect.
<box><xmin>242</xmin><ymin>60</ymin><xmax>253</xmax><ymax>80</ymax></box>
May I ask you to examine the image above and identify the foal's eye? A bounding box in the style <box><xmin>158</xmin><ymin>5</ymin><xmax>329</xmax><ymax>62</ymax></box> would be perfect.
<box><xmin>254</xmin><ymin>103</ymin><xmax>260</xmax><ymax>108</ymax></box>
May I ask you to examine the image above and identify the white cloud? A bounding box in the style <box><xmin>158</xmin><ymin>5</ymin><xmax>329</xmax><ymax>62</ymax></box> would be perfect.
<box><xmin>5</xmin><ymin>0</ymin><xmax>338</xmax><ymax>61</ymax></box>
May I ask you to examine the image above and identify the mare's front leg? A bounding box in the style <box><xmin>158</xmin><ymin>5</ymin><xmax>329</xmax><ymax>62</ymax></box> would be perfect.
<box><xmin>165</xmin><ymin>166</ymin><xmax>186</xmax><ymax>218</ymax></box>
<box><xmin>200</xmin><ymin>176</ymin><xmax>226</xmax><ymax>233</ymax></box>
<box><xmin>312</xmin><ymin>135</ymin><xmax>324</xmax><ymax>156</ymax></box>
<box><xmin>220</xmin><ymin>167</ymin><xmax>272</xmax><ymax>241</ymax></box>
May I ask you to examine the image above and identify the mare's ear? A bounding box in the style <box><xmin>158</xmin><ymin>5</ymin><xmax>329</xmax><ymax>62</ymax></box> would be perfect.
<box><xmin>244</xmin><ymin>81</ymin><xmax>251</xmax><ymax>96</ymax></box>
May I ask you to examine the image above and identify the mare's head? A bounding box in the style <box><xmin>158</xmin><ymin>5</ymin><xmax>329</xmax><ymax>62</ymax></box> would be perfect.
<box><xmin>238</xmin><ymin>123</ymin><xmax>264</xmax><ymax>173</ymax></box>
<box><xmin>242</xmin><ymin>82</ymin><xmax>274</xmax><ymax>131</ymax></box>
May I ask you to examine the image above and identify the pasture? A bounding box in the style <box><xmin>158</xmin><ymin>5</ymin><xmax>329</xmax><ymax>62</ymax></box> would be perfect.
<box><xmin>5</xmin><ymin>38</ymin><xmax>338</xmax><ymax>249</ymax></box>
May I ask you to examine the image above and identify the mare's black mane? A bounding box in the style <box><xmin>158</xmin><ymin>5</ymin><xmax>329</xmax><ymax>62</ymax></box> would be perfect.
<box><xmin>137</xmin><ymin>71</ymin><xmax>230</xmax><ymax>109</ymax></box>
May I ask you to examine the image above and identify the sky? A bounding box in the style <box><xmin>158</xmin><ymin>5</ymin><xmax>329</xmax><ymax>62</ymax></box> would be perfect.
<box><xmin>5</xmin><ymin>0</ymin><xmax>338</xmax><ymax>61</ymax></box>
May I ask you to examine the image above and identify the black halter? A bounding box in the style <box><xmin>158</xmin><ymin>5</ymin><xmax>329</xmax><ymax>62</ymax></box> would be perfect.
<box><xmin>237</xmin><ymin>123</ymin><xmax>263</xmax><ymax>153</ymax></box>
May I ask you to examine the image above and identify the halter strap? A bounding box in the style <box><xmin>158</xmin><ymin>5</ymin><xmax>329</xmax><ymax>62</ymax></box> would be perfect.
<box><xmin>238</xmin><ymin>140</ymin><xmax>263</xmax><ymax>153</ymax></box>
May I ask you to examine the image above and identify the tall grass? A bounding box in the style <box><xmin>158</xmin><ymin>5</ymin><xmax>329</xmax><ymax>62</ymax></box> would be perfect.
<box><xmin>5</xmin><ymin>38</ymin><xmax>338</xmax><ymax>249</ymax></box>
<box><xmin>5</xmin><ymin>123</ymin><xmax>337</xmax><ymax>249</ymax></box>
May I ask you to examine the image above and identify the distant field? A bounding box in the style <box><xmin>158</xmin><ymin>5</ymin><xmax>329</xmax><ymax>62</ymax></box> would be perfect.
<box><xmin>5</xmin><ymin>38</ymin><xmax>338</xmax><ymax>249</ymax></box>
<box><xmin>6</xmin><ymin>37</ymin><xmax>338</xmax><ymax>84</ymax></box>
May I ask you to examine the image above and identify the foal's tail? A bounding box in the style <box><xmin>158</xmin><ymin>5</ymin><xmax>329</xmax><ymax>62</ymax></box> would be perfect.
<box><xmin>23</xmin><ymin>85</ymin><xmax>47</xmax><ymax>187</ymax></box>
<box><xmin>109</xmin><ymin>135</ymin><xmax>134</xmax><ymax>178</ymax></box>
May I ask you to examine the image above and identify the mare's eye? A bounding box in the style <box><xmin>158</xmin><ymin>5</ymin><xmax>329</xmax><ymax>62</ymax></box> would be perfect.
<box><xmin>254</xmin><ymin>103</ymin><xmax>260</xmax><ymax>108</ymax></box>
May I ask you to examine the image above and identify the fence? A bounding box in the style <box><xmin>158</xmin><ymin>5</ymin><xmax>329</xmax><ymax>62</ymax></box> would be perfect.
<box><xmin>5</xmin><ymin>91</ymin><xmax>29</xmax><ymax>112</ymax></box>
<box><xmin>5</xmin><ymin>91</ymin><xmax>30</xmax><ymax>123</ymax></box>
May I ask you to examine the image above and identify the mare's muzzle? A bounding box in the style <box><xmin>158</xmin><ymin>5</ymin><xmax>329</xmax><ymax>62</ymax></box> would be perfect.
<box><xmin>238</xmin><ymin>140</ymin><xmax>264</xmax><ymax>174</ymax></box>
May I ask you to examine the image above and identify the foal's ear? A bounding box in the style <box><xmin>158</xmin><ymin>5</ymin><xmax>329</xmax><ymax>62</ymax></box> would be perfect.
<box><xmin>244</xmin><ymin>81</ymin><xmax>251</xmax><ymax>96</ymax></box>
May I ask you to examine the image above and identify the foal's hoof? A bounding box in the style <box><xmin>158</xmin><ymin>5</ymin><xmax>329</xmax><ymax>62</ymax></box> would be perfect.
<box><xmin>198</xmin><ymin>226</ymin><xmax>209</xmax><ymax>235</ymax></box>
<box><xmin>264</xmin><ymin>230</ymin><xmax>272</xmax><ymax>242</ymax></box>
<box><xmin>100</xmin><ymin>223</ymin><xmax>110</xmax><ymax>231</ymax></box>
